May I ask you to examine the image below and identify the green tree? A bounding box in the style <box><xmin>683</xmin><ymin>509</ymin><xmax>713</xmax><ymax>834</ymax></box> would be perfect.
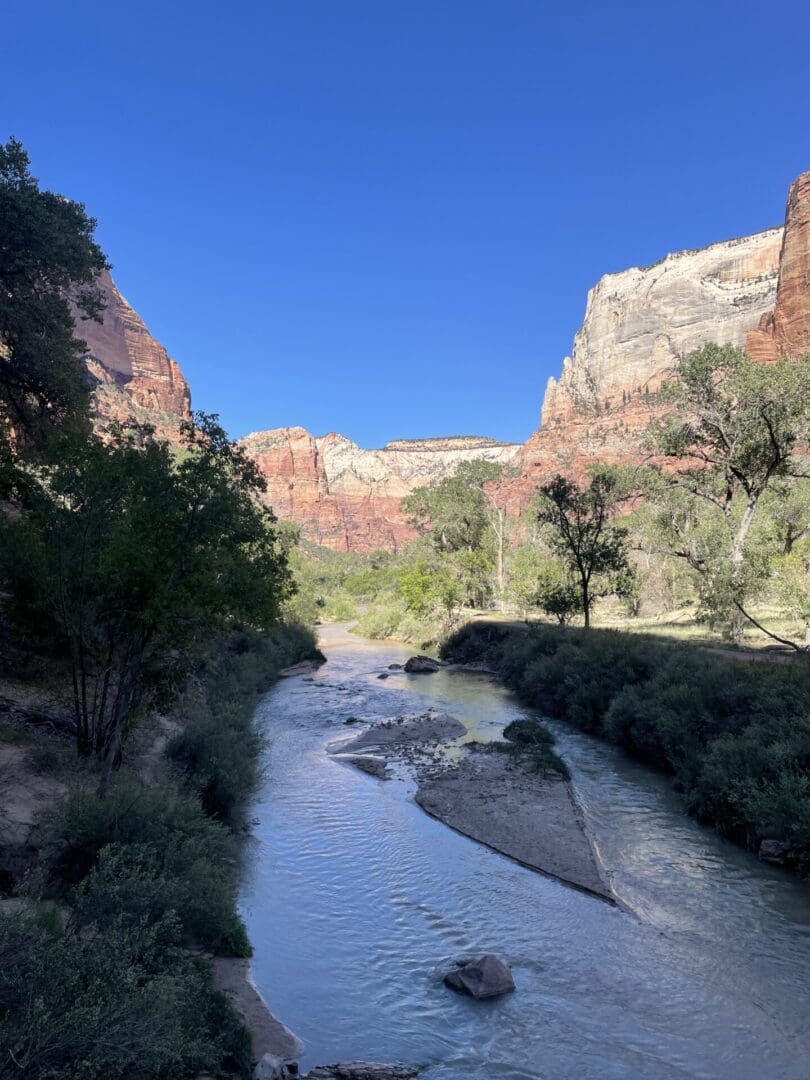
<box><xmin>536</xmin><ymin>560</ymin><xmax>583</xmax><ymax>624</ymax></box>
<box><xmin>536</xmin><ymin>470</ymin><xmax>632</xmax><ymax>628</ymax></box>
<box><xmin>773</xmin><ymin>538</ymin><xmax>810</xmax><ymax>647</ymax></box>
<box><xmin>0</xmin><ymin>137</ymin><xmax>108</xmax><ymax>444</ymax></box>
<box><xmin>402</xmin><ymin>459</ymin><xmax>504</xmax><ymax>555</ymax></box>
<box><xmin>0</xmin><ymin>414</ymin><xmax>293</xmax><ymax>788</ymax></box>
<box><xmin>762</xmin><ymin>478</ymin><xmax>810</xmax><ymax>554</ymax></box>
<box><xmin>647</xmin><ymin>343</ymin><xmax>810</xmax><ymax>646</ymax></box>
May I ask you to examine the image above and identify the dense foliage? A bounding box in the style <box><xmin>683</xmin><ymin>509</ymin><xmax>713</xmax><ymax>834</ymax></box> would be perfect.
<box><xmin>646</xmin><ymin>343</ymin><xmax>810</xmax><ymax>646</ymax></box>
<box><xmin>0</xmin><ymin>138</ymin><xmax>108</xmax><ymax>445</ymax></box>
<box><xmin>0</xmin><ymin>414</ymin><xmax>293</xmax><ymax>786</ymax></box>
<box><xmin>443</xmin><ymin>622</ymin><xmax>810</xmax><ymax>869</ymax></box>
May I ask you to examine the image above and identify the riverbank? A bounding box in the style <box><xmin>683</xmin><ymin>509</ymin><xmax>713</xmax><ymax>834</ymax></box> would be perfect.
<box><xmin>441</xmin><ymin>621</ymin><xmax>810</xmax><ymax>875</ymax></box>
<box><xmin>0</xmin><ymin>621</ymin><xmax>322</xmax><ymax>1078</ymax></box>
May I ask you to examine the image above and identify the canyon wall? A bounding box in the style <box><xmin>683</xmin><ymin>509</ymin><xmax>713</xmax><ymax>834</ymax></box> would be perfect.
<box><xmin>79</xmin><ymin>270</ymin><xmax>192</xmax><ymax>440</ymax></box>
<box><xmin>505</xmin><ymin>170</ymin><xmax>810</xmax><ymax>510</ymax></box>
<box><xmin>240</xmin><ymin>428</ymin><xmax>521</xmax><ymax>552</ymax></box>
<box><xmin>77</xmin><ymin>169</ymin><xmax>810</xmax><ymax>553</ymax></box>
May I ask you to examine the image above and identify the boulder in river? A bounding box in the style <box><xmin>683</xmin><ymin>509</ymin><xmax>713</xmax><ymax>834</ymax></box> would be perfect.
<box><xmin>404</xmin><ymin>655</ymin><xmax>442</xmax><ymax>673</ymax></box>
<box><xmin>443</xmin><ymin>954</ymin><xmax>515</xmax><ymax>999</ymax></box>
<box><xmin>254</xmin><ymin>1054</ymin><xmax>285</xmax><ymax>1079</ymax></box>
<box><xmin>377</xmin><ymin>672</ymin><xmax>389</xmax><ymax>679</ymax></box>
<box><xmin>388</xmin><ymin>663</ymin><xmax>403</xmax><ymax>670</ymax></box>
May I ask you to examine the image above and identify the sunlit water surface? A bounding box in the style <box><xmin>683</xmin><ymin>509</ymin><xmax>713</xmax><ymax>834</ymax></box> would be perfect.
<box><xmin>240</xmin><ymin>626</ymin><xmax>810</xmax><ymax>1079</ymax></box>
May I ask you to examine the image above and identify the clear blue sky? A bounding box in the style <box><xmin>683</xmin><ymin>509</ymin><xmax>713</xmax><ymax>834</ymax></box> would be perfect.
<box><xmin>4</xmin><ymin>1</ymin><xmax>809</xmax><ymax>446</ymax></box>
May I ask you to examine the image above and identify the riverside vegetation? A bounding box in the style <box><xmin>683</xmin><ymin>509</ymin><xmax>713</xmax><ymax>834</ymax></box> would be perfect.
<box><xmin>441</xmin><ymin>621</ymin><xmax>810</xmax><ymax>872</ymax></box>
<box><xmin>1</xmin><ymin>131</ymin><xmax>809</xmax><ymax>1077</ymax></box>
<box><xmin>290</xmin><ymin>345</ymin><xmax>810</xmax><ymax>657</ymax></box>
<box><xmin>285</xmin><ymin>343</ymin><xmax>810</xmax><ymax>877</ymax></box>
<box><xmin>0</xmin><ymin>140</ymin><xmax>320</xmax><ymax>1077</ymax></box>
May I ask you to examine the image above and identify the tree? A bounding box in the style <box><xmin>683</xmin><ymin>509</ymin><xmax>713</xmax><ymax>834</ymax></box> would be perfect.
<box><xmin>762</xmin><ymin>478</ymin><xmax>810</xmax><ymax>554</ymax></box>
<box><xmin>402</xmin><ymin>459</ymin><xmax>504</xmax><ymax>555</ymax></box>
<box><xmin>0</xmin><ymin>138</ymin><xmax>108</xmax><ymax>444</ymax></box>
<box><xmin>0</xmin><ymin>414</ymin><xmax>293</xmax><ymax>788</ymax></box>
<box><xmin>773</xmin><ymin>539</ymin><xmax>810</xmax><ymax>647</ymax></box>
<box><xmin>536</xmin><ymin>470</ymin><xmax>632</xmax><ymax>628</ymax></box>
<box><xmin>535</xmin><ymin>561</ymin><xmax>583</xmax><ymax>625</ymax></box>
<box><xmin>647</xmin><ymin>343</ymin><xmax>810</xmax><ymax>646</ymax></box>
<box><xmin>505</xmin><ymin>542</ymin><xmax>582</xmax><ymax>622</ymax></box>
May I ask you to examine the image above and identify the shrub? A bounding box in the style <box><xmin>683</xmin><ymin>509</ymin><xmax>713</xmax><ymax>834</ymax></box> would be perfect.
<box><xmin>43</xmin><ymin>778</ymin><xmax>250</xmax><ymax>956</ymax></box>
<box><xmin>0</xmin><ymin>911</ymin><xmax>251</xmax><ymax>1078</ymax></box>
<box><xmin>443</xmin><ymin>621</ymin><xmax>810</xmax><ymax>869</ymax></box>
<box><xmin>501</xmin><ymin>717</ymin><xmax>570</xmax><ymax>778</ymax></box>
<box><xmin>169</xmin><ymin>623</ymin><xmax>321</xmax><ymax>825</ymax></box>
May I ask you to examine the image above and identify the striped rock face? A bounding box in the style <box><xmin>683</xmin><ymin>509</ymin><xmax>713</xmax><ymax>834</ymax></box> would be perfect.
<box><xmin>239</xmin><ymin>428</ymin><xmax>521</xmax><ymax>552</ymax></box>
<box><xmin>80</xmin><ymin>270</ymin><xmax>191</xmax><ymax>442</ymax></box>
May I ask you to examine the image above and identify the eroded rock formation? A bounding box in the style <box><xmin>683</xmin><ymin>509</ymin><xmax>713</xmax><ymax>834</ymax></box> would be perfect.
<box><xmin>79</xmin><ymin>270</ymin><xmax>192</xmax><ymax>440</ymax></box>
<box><xmin>746</xmin><ymin>172</ymin><xmax>810</xmax><ymax>363</ymax></box>
<box><xmin>504</xmin><ymin>172</ymin><xmax>810</xmax><ymax>511</ymax></box>
<box><xmin>240</xmin><ymin>428</ymin><xmax>521</xmax><ymax>551</ymax></box>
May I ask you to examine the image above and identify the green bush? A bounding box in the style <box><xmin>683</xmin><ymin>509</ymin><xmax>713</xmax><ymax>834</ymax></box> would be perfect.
<box><xmin>44</xmin><ymin>779</ymin><xmax>250</xmax><ymax>956</ymax></box>
<box><xmin>169</xmin><ymin>623</ymin><xmax>322</xmax><ymax>825</ymax></box>
<box><xmin>0</xmin><ymin>911</ymin><xmax>251</xmax><ymax>1079</ymax></box>
<box><xmin>501</xmin><ymin>718</ymin><xmax>570</xmax><ymax>778</ymax></box>
<box><xmin>443</xmin><ymin>622</ymin><xmax>810</xmax><ymax>869</ymax></box>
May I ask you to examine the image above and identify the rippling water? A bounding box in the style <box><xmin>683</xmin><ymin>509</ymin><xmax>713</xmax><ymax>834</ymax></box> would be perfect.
<box><xmin>240</xmin><ymin>626</ymin><xmax>810</xmax><ymax>1079</ymax></box>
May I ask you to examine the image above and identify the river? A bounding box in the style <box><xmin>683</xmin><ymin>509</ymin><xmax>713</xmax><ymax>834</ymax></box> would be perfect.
<box><xmin>240</xmin><ymin>626</ymin><xmax>810</xmax><ymax>1079</ymax></box>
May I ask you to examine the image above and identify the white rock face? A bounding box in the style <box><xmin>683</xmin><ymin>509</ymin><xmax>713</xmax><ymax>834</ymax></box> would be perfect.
<box><xmin>316</xmin><ymin>433</ymin><xmax>521</xmax><ymax>496</ymax></box>
<box><xmin>541</xmin><ymin>227</ymin><xmax>783</xmax><ymax>424</ymax></box>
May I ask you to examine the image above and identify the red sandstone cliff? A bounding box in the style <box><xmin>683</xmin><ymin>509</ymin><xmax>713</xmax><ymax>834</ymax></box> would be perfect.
<box><xmin>746</xmin><ymin>172</ymin><xmax>810</xmax><ymax>363</ymax></box>
<box><xmin>77</xmin><ymin>171</ymin><xmax>809</xmax><ymax>552</ymax></box>
<box><xmin>78</xmin><ymin>270</ymin><xmax>192</xmax><ymax>440</ymax></box>
<box><xmin>240</xmin><ymin>428</ymin><xmax>522</xmax><ymax>552</ymax></box>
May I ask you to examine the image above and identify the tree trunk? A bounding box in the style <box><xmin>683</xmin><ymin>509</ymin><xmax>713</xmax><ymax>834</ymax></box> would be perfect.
<box><xmin>496</xmin><ymin>508</ymin><xmax>505</xmax><ymax>606</ymax></box>
<box><xmin>582</xmin><ymin>578</ymin><xmax>591</xmax><ymax>628</ymax></box>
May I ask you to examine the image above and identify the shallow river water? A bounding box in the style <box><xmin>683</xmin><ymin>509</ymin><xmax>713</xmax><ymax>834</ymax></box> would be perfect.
<box><xmin>240</xmin><ymin>626</ymin><xmax>810</xmax><ymax>1079</ymax></box>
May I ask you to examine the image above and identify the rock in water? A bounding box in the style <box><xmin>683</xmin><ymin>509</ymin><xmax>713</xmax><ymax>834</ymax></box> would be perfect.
<box><xmin>443</xmin><ymin>954</ymin><xmax>515</xmax><ymax>999</ymax></box>
<box><xmin>254</xmin><ymin>1054</ymin><xmax>285</xmax><ymax>1079</ymax></box>
<box><xmin>404</xmin><ymin>655</ymin><xmax>442</xmax><ymax>673</ymax></box>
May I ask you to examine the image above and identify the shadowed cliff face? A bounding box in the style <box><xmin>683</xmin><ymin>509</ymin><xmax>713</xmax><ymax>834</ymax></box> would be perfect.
<box><xmin>239</xmin><ymin>428</ymin><xmax>522</xmax><ymax>552</ymax></box>
<box><xmin>78</xmin><ymin>270</ymin><xmax>192</xmax><ymax>440</ymax></box>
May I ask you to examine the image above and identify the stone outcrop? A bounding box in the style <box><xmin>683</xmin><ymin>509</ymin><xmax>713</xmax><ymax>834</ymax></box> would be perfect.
<box><xmin>240</xmin><ymin>428</ymin><xmax>521</xmax><ymax>552</ymax></box>
<box><xmin>504</xmin><ymin>172</ymin><xmax>810</xmax><ymax>511</ymax></box>
<box><xmin>78</xmin><ymin>270</ymin><xmax>192</xmax><ymax>440</ymax></box>
<box><xmin>746</xmin><ymin>171</ymin><xmax>810</xmax><ymax>363</ymax></box>
<box><xmin>541</xmin><ymin>227</ymin><xmax>782</xmax><ymax>428</ymax></box>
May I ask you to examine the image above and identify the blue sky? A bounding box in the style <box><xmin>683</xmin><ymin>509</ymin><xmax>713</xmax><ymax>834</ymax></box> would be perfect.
<box><xmin>4</xmin><ymin>1</ymin><xmax>809</xmax><ymax>446</ymax></box>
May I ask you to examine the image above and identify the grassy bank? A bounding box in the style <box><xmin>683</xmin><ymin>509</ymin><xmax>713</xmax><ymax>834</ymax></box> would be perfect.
<box><xmin>0</xmin><ymin>621</ymin><xmax>321</xmax><ymax>1079</ymax></box>
<box><xmin>442</xmin><ymin>622</ymin><xmax>810</xmax><ymax>874</ymax></box>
